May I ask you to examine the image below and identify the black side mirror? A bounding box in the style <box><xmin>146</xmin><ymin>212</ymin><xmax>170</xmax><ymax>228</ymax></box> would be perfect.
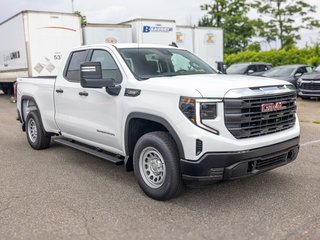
<box><xmin>294</xmin><ymin>72</ymin><xmax>303</xmax><ymax>78</ymax></box>
<box><xmin>80</xmin><ymin>62</ymin><xmax>115</xmax><ymax>88</ymax></box>
<box><xmin>247</xmin><ymin>69</ymin><xmax>254</xmax><ymax>75</ymax></box>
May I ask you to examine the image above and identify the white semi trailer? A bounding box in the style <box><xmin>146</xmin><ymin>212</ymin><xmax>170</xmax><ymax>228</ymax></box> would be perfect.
<box><xmin>176</xmin><ymin>26</ymin><xmax>223</xmax><ymax>67</ymax></box>
<box><xmin>0</xmin><ymin>11</ymin><xmax>224</xmax><ymax>95</ymax></box>
<box><xmin>122</xmin><ymin>18</ymin><xmax>176</xmax><ymax>45</ymax></box>
<box><xmin>83</xmin><ymin>23</ymin><xmax>132</xmax><ymax>44</ymax></box>
<box><xmin>0</xmin><ymin>10</ymin><xmax>82</xmax><ymax>94</ymax></box>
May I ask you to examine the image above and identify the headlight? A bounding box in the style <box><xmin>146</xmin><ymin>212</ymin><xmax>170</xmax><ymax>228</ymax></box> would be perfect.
<box><xmin>200</xmin><ymin>102</ymin><xmax>217</xmax><ymax>120</ymax></box>
<box><xmin>179</xmin><ymin>97</ymin><xmax>196</xmax><ymax>123</ymax></box>
<box><xmin>179</xmin><ymin>97</ymin><xmax>219</xmax><ymax>134</ymax></box>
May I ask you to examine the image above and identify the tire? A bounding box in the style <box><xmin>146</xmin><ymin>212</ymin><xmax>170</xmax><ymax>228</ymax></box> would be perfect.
<box><xmin>26</xmin><ymin>111</ymin><xmax>51</xmax><ymax>150</ymax></box>
<box><xmin>133</xmin><ymin>131</ymin><xmax>184</xmax><ymax>200</ymax></box>
<box><xmin>2</xmin><ymin>86</ymin><xmax>8</xmax><ymax>95</ymax></box>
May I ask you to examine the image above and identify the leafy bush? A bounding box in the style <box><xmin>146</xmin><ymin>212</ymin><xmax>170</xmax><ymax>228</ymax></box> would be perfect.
<box><xmin>225</xmin><ymin>46</ymin><xmax>320</xmax><ymax>67</ymax></box>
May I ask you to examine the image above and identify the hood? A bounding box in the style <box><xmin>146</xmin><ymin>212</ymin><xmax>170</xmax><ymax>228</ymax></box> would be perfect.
<box><xmin>262</xmin><ymin>75</ymin><xmax>294</xmax><ymax>81</ymax></box>
<box><xmin>142</xmin><ymin>74</ymin><xmax>291</xmax><ymax>98</ymax></box>
<box><xmin>301</xmin><ymin>73</ymin><xmax>320</xmax><ymax>80</ymax></box>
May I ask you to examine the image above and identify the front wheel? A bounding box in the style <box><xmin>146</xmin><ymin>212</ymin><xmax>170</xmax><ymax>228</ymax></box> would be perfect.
<box><xmin>26</xmin><ymin>111</ymin><xmax>51</xmax><ymax>150</ymax></box>
<box><xmin>133</xmin><ymin>131</ymin><xmax>184</xmax><ymax>200</ymax></box>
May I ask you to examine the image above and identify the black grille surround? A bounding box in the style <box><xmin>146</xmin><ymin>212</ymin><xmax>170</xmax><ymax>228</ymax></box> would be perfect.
<box><xmin>300</xmin><ymin>82</ymin><xmax>320</xmax><ymax>90</ymax></box>
<box><xmin>224</xmin><ymin>93</ymin><xmax>296</xmax><ymax>139</ymax></box>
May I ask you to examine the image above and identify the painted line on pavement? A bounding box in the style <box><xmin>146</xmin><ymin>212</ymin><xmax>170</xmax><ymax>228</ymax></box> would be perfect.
<box><xmin>301</xmin><ymin>139</ymin><xmax>320</xmax><ymax>147</ymax></box>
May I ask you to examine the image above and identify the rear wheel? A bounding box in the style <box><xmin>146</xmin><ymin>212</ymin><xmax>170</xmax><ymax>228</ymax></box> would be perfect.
<box><xmin>26</xmin><ymin>111</ymin><xmax>51</xmax><ymax>150</ymax></box>
<box><xmin>133</xmin><ymin>131</ymin><xmax>184</xmax><ymax>200</ymax></box>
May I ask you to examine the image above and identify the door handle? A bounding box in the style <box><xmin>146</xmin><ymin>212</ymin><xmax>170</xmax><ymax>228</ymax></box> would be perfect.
<box><xmin>79</xmin><ymin>91</ymin><xmax>88</xmax><ymax>96</ymax></box>
<box><xmin>56</xmin><ymin>88</ymin><xmax>63</xmax><ymax>93</ymax></box>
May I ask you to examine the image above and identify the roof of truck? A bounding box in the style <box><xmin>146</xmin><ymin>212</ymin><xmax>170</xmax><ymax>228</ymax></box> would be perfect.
<box><xmin>74</xmin><ymin>43</ymin><xmax>182</xmax><ymax>51</ymax></box>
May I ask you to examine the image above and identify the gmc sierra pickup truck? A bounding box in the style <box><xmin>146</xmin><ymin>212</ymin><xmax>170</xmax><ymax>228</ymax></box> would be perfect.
<box><xmin>17</xmin><ymin>44</ymin><xmax>300</xmax><ymax>200</ymax></box>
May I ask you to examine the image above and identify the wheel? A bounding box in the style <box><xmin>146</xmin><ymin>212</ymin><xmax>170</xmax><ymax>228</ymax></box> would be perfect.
<box><xmin>26</xmin><ymin>111</ymin><xmax>51</xmax><ymax>150</ymax></box>
<box><xmin>133</xmin><ymin>131</ymin><xmax>184</xmax><ymax>200</ymax></box>
<box><xmin>2</xmin><ymin>86</ymin><xmax>8</xmax><ymax>95</ymax></box>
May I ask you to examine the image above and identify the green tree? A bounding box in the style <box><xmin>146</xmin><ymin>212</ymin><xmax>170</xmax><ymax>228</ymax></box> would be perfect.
<box><xmin>252</xmin><ymin>0</ymin><xmax>320</xmax><ymax>48</ymax></box>
<box><xmin>74</xmin><ymin>11</ymin><xmax>87</xmax><ymax>27</ymax></box>
<box><xmin>246</xmin><ymin>42</ymin><xmax>261</xmax><ymax>52</ymax></box>
<box><xmin>199</xmin><ymin>0</ymin><xmax>256</xmax><ymax>54</ymax></box>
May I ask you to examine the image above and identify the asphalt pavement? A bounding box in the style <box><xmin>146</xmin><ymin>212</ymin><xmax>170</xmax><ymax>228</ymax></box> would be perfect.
<box><xmin>0</xmin><ymin>94</ymin><xmax>319</xmax><ymax>240</ymax></box>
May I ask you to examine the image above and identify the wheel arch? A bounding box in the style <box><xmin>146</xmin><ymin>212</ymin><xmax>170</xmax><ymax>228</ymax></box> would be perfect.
<box><xmin>124</xmin><ymin>112</ymin><xmax>185</xmax><ymax>170</ymax></box>
<box><xmin>20</xmin><ymin>96</ymin><xmax>49</xmax><ymax>136</ymax></box>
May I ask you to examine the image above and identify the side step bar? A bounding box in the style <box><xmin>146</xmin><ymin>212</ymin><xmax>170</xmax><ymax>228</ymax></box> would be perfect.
<box><xmin>54</xmin><ymin>138</ymin><xmax>124</xmax><ymax>165</ymax></box>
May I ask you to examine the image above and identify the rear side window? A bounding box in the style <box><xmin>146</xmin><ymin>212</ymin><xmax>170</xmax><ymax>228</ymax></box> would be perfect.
<box><xmin>257</xmin><ymin>65</ymin><xmax>269</xmax><ymax>72</ymax></box>
<box><xmin>66</xmin><ymin>50</ymin><xmax>88</xmax><ymax>82</ymax></box>
<box><xmin>90</xmin><ymin>50</ymin><xmax>122</xmax><ymax>83</ymax></box>
<box><xmin>247</xmin><ymin>65</ymin><xmax>257</xmax><ymax>73</ymax></box>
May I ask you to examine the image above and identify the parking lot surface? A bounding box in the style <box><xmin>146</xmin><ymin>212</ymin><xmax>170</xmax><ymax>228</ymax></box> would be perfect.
<box><xmin>0</xmin><ymin>95</ymin><xmax>319</xmax><ymax>240</ymax></box>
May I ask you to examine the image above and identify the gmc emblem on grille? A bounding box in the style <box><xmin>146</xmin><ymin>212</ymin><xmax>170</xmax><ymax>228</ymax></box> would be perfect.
<box><xmin>261</xmin><ymin>101</ymin><xmax>287</xmax><ymax>113</ymax></box>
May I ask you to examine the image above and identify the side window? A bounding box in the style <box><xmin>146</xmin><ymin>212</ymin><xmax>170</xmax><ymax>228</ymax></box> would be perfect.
<box><xmin>66</xmin><ymin>50</ymin><xmax>88</xmax><ymax>82</ymax></box>
<box><xmin>90</xmin><ymin>50</ymin><xmax>122</xmax><ymax>84</ymax></box>
<box><xmin>247</xmin><ymin>65</ymin><xmax>257</xmax><ymax>73</ymax></box>
<box><xmin>296</xmin><ymin>67</ymin><xmax>304</xmax><ymax>74</ymax></box>
<box><xmin>258</xmin><ymin>65</ymin><xmax>268</xmax><ymax>72</ymax></box>
<box><xmin>306</xmin><ymin>66</ymin><xmax>313</xmax><ymax>73</ymax></box>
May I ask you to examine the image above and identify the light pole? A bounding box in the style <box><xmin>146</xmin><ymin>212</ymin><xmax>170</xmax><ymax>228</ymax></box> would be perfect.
<box><xmin>71</xmin><ymin>0</ymin><xmax>74</xmax><ymax>13</ymax></box>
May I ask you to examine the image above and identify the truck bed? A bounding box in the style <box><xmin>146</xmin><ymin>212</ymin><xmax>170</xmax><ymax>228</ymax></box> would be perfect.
<box><xmin>17</xmin><ymin>77</ymin><xmax>57</xmax><ymax>133</ymax></box>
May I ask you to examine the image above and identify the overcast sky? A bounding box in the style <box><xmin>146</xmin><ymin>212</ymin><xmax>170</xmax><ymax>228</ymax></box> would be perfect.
<box><xmin>1</xmin><ymin>0</ymin><xmax>319</xmax><ymax>48</ymax></box>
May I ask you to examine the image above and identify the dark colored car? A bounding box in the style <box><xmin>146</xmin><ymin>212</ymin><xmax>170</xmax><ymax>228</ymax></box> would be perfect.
<box><xmin>226</xmin><ymin>62</ymin><xmax>272</xmax><ymax>76</ymax></box>
<box><xmin>261</xmin><ymin>64</ymin><xmax>313</xmax><ymax>87</ymax></box>
<box><xmin>297</xmin><ymin>66</ymin><xmax>320</xmax><ymax>99</ymax></box>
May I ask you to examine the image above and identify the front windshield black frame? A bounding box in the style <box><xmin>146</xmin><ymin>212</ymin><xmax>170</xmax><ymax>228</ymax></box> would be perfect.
<box><xmin>117</xmin><ymin>48</ymin><xmax>217</xmax><ymax>80</ymax></box>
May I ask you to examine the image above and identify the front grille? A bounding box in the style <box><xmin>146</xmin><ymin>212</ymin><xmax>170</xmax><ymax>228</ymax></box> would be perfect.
<box><xmin>224</xmin><ymin>93</ymin><xmax>296</xmax><ymax>139</ymax></box>
<box><xmin>255</xmin><ymin>154</ymin><xmax>286</xmax><ymax>170</ymax></box>
<box><xmin>300</xmin><ymin>82</ymin><xmax>320</xmax><ymax>90</ymax></box>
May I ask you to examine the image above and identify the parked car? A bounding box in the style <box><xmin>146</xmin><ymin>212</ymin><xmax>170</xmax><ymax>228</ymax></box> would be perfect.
<box><xmin>226</xmin><ymin>62</ymin><xmax>272</xmax><ymax>76</ymax></box>
<box><xmin>297</xmin><ymin>66</ymin><xmax>320</xmax><ymax>99</ymax></box>
<box><xmin>261</xmin><ymin>64</ymin><xmax>313</xmax><ymax>87</ymax></box>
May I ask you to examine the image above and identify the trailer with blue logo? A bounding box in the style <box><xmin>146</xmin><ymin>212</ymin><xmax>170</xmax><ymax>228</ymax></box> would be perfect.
<box><xmin>122</xmin><ymin>18</ymin><xmax>176</xmax><ymax>45</ymax></box>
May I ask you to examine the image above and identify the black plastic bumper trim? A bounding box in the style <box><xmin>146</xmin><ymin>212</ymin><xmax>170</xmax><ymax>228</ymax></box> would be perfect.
<box><xmin>180</xmin><ymin>137</ymin><xmax>300</xmax><ymax>183</ymax></box>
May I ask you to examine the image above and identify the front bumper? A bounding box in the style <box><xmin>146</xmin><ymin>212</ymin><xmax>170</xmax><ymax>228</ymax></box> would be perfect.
<box><xmin>181</xmin><ymin>137</ymin><xmax>299</xmax><ymax>183</ymax></box>
<box><xmin>298</xmin><ymin>89</ymin><xmax>320</xmax><ymax>97</ymax></box>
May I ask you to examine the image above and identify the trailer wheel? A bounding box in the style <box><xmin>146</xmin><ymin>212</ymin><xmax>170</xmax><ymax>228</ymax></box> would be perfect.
<box><xmin>26</xmin><ymin>111</ymin><xmax>51</xmax><ymax>150</ymax></box>
<box><xmin>133</xmin><ymin>131</ymin><xmax>184</xmax><ymax>200</ymax></box>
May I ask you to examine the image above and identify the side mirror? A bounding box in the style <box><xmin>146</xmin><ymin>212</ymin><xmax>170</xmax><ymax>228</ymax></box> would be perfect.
<box><xmin>80</xmin><ymin>62</ymin><xmax>115</xmax><ymax>88</ymax></box>
<box><xmin>294</xmin><ymin>72</ymin><xmax>303</xmax><ymax>78</ymax></box>
<box><xmin>247</xmin><ymin>69</ymin><xmax>254</xmax><ymax>75</ymax></box>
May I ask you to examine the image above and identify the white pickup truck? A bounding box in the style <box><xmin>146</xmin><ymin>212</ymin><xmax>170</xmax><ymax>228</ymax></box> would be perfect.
<box><xmin>17</xmin><ymin>44</ymin><xmax>300</xmax><ymax>200</ymax></box>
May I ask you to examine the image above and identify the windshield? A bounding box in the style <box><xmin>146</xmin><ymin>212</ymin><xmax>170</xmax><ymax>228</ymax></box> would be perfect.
<box><xmin>263</xmin><ymin>67</ymin><xmax>295</xmax><ymax>77</ymax></box>
<box><xmin>117</xmin><ymin>48</ymin><xmax>217</xmax><ymax>80</ymax></box>
<box><xmin>226</xmin><ymin>64</ymin><xmax>248</xmax><ymax>74</ymax></box>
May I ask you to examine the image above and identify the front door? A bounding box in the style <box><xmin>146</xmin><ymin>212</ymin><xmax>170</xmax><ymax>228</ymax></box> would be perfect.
<box><xmin>54</xmin><ymin>48</ymin><xmax>124</xmax><ymax>153</ymax></box>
